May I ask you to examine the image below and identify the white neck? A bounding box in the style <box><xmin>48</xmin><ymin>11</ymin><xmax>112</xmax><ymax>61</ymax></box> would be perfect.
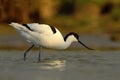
<box><xmin>63</xmin><ymin>35</ymin><xmax>78</xmax><ymax>49</ymax></box>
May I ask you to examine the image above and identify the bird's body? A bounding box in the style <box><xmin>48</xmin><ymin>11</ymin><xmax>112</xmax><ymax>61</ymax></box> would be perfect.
<box><xmin>9</xmin><ymin>22</ymin><xmax>93</xmax><ymax>61</ymax></box>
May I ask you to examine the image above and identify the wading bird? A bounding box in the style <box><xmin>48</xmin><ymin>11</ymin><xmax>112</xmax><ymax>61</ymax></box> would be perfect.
<box><xmin>9</xmin><ymin>22</ymin><xmax>93</xmax><ymax>61</ymax></box>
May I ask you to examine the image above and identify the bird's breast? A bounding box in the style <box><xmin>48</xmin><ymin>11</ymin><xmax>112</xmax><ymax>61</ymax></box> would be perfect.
<box><xmin>36</xmin><ymin>35</ymin><xmax>67</xmax><ymax>49</ymax></box>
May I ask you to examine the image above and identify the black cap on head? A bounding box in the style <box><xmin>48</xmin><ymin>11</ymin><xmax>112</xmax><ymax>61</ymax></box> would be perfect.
<box><xmin>64</xmin><ymin>32</ymin><xmax>79</xmax><ymax>41</ymax></box>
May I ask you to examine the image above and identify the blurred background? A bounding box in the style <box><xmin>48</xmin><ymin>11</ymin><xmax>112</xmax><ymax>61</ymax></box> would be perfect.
<box><xmin>0</xmin><ymin>0</ymin><xmax>120</xmax><ymax>50</ymax></box>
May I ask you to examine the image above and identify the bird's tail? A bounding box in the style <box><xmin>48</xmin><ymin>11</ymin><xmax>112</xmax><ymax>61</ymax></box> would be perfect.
<box><xmin>9</xmin><ymin>22</ymin><xmax>28</xmax><ymax>31</ymax></box>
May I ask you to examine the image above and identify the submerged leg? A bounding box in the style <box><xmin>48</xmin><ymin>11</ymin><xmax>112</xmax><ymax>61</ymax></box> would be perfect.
<box><xmin>38</xmin><ymin>46</ymin><xmax>42</xmax><ymax>61</ymax></box>
<box><xmin>24</xmin><ymin>44</ymin><xmax>34</xmax><ymax>61</ymax></box>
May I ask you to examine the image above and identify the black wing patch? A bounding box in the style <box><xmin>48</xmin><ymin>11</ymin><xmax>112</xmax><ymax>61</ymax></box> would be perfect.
<box><xmin>22</xmin><ymin>24</ymin><xmax>34</xmax><ymax>31</ymax></box>
<box><xmin>50</xmin><ymin>25</ymin><xmax>56</xmax><ymax>34</ymax></box>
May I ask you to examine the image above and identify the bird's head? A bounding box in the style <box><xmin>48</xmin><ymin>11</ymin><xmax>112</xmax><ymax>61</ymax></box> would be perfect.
<box><xmin>64</xmin><ymin>32</ymin><xmax>94</xmax><ymax>50</ymax></box>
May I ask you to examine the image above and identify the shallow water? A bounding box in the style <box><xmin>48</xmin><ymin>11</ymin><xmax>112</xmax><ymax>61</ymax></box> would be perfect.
<box><xmin>0</xmin><ymin>50</ymin><xmax>120</xmax><ymax>80</ymax></box>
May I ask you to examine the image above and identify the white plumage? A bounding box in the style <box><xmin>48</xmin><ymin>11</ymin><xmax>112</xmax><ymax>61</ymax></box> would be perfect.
<box><xmin>9</xmin><ymin>22</ymin><xmax>93</xmax><ymax>61</ymax></box>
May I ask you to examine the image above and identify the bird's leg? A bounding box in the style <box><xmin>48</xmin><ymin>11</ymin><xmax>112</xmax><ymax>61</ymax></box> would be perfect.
<box><xmin>38</xmin><ymin>46</ymin><xmax>42</xmax><ymax>61</ymax></box>
<box><xmin>24</xmin><ymin>44</ymin><xmax>34</xmax><ymax>61</ymax></box>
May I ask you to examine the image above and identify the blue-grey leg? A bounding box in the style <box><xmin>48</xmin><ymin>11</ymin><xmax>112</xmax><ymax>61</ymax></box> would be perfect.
<box><xmin>24</xmin><ymin>44</ymin><xmax>34</xmax><ymax>61</ymax></box>
<box><xmin>38</xmin><ymin>46</ymin><xmax>42</xmax><ymax>61</ymax></box>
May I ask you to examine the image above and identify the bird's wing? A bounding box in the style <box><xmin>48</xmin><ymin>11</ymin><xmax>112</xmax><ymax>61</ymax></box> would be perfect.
<box><xmin>27</xmin><ymin>23</ymin><xmax>57</xmax><ymax>35</ymax></box>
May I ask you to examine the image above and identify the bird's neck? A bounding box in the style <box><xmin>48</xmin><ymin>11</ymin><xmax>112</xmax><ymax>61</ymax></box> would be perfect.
<box><xmin>63</xmin><ymin>35</ymin><xmax>77</xmax><ymax>49</ymax></box>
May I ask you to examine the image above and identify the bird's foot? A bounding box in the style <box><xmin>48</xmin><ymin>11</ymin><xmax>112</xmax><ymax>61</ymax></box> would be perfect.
<box><xmin>38</xmin><ymin>58</ymin><xmax>41</xmax><ymax>62</ymax></box>
<box><xmin>24</xmin><ymin>57</ymin><xmax>26</xmax><ymax>61</ymax></box>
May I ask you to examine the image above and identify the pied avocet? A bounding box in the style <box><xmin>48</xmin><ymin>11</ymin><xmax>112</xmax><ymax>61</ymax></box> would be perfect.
<box><xmin>9</xmin><ymin>22</ymin><xmax>93</xmax><ymax>61</ymax></box>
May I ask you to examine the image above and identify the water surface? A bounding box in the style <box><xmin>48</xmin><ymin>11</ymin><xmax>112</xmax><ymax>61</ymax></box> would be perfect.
<box><xmin>0</xmin><ymin>50</ymin><xmax>120</xmax><ymax>80</ymax></box>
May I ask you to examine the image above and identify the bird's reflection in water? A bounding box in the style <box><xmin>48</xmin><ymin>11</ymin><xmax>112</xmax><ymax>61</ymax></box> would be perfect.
<box><xmin>38</xmin><ymin>59</ymin><xmax>66</xmax><ymax>71</ymax></box>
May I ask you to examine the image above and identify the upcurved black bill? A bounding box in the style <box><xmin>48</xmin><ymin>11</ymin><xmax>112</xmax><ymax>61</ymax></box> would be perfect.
<box><xmin>78</xmin><ymin>40</ymin><xmax>94</xmax><ymax>50</ymax></box>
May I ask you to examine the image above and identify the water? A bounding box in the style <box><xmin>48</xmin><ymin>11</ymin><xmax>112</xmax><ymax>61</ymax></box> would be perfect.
<box><xmin>0</xmin><ymin>50</ymin><xmax>120</xmax><ymax>80</ymax></box>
